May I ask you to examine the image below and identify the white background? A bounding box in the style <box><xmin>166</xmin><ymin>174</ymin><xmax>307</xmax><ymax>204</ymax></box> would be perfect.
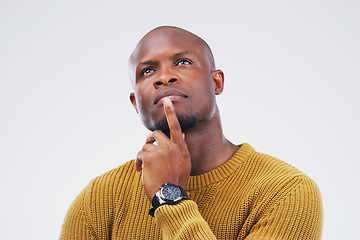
<box><xmin>1</xmin><ymin>0</ymin><xmax>359</xmax><ymax>239</ymax></box>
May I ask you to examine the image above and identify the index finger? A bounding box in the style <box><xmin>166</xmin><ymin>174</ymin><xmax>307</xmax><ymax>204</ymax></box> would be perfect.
<box><xmin>163</xmin><ymin>97</ymin><xmax>183</xmax><ymax>143</ymax></box>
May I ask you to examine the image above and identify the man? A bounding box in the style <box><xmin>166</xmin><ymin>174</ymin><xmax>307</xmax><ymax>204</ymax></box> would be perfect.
<box><xmin>60</xmin><ymin>26</ymin><xmax>323</xmax><ymax>239</ymax></box>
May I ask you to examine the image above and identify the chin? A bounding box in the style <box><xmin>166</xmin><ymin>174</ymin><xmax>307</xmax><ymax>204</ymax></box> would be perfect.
<box><xmin>153</xmin><ymin>114</ymin><xmax>197</xmax><ymax>138</ymax></box>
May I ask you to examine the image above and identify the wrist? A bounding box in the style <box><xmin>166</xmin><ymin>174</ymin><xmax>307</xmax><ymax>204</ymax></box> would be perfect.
<box><xmin>149</xmin><ymin>183</ymin><xmax>189</xmax><ymax>217</ymax></box>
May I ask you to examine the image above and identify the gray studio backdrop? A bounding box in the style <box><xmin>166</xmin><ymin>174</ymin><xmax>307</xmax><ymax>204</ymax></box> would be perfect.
<box><xmin>0</xmin><ymin>0</ymin><xmax>359</xmax><ymax>239</ymax></box>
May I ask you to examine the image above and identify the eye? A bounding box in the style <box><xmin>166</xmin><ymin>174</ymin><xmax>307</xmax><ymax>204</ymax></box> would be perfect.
<box><xmin>141</xmin><ymin>68</ymin><xmax>154</xmax><ymax>76</ymax></box>
<box><xmin>176</xmin><ymin>59</ymin><xmax>192</xmax><ymax>66</ymax></box>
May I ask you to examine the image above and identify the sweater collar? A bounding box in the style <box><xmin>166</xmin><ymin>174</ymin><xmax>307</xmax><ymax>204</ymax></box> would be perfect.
<box><xmin>186</xmin><ymin>143</ymin><xmax>255</xmax><ymax>190</ymax></box>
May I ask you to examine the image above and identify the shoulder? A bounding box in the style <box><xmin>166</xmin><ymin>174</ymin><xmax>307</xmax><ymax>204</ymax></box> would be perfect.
<box><xmin>246</xmin><ymin>149</ymin><xmax>310</xmax><ymax>181</ymax></box>
<box><xmin>241</xmin><ymin>148</ymin><xmax>321</xmax><ymax>205</ymax></box>
<box><xmin>88</xmin><ymin>159</ymin><xmax>139</xmax><ymax>194</ymax></box>
<box><xmin>61</xmin><ymin>161</ymin><xmax>141</xmax><ymax>237</ymax></box>
<box><xmin>76</xmin><ymin>160</ymin><xmax>140</xmax><ymax>203</ymax></box>
<box><xmin>72</xmin><ymin>160</ymin><xmax>141</xmax><ymax>218</ymax></box>
<box><xmin>238</xmin><ymin>150</ymin><xmax>323</xmax><ymax>239</ymax></box>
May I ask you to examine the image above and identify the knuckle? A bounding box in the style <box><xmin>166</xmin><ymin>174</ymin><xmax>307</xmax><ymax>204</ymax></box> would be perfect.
<box><xmin>171</xmin><ymin>124</ymin><xmax>181</xmax><ymax>132</ymax></box>
<box><xmin>151</xmin><ymin>130</ymin><xmax>162</xmax><ymax>139</ymax></box>
<box><xmin>153</xmin><ymin>130</ymin><xmax>162</xmax><ymax>135</ymax></box>
<box><xmin>169</xmin><ymin>146</ymin><xmax>179</xmax><ymax>155</ymax></box>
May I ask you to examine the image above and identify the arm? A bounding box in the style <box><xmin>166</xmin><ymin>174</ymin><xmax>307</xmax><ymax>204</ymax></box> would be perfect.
<box><xmin>155</xmin><ymin>200</ymin><xmax>217</xmax><ymax>240</ymax></box>
<box><xmin>60</xmin><ymin>182</ymin><xmax>97</xmax><ymax>240</ymax></box>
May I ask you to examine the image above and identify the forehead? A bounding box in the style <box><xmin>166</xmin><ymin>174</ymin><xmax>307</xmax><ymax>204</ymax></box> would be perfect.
<box><xmin>130</xmin><ymin>30</ymin><xmax>207</xmax><ymax>65</ymax></box>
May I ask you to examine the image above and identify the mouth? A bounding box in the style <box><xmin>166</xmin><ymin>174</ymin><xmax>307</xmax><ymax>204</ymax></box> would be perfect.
<box><xmin>154</xmin><ymin>89</ymin><xmax>188</xmax><ymax>105</ymax></box>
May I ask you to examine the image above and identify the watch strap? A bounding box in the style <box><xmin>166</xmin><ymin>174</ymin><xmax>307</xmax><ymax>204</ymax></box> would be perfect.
<box><xmin>149</xmin><ymin>195</ymin><xmax>161</xmax><ymax>217</ymax></box>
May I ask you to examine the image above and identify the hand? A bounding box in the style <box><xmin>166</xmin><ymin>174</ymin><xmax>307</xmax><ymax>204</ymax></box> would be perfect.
<box><xmin>135</xmin><ymin>97</ymin><xmax>191</xmax><ymax>201</ymax></box>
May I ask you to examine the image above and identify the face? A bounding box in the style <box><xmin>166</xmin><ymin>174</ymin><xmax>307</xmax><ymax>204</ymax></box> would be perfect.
<box><xmin>129</xmin><ymin>28</ymin><xmax>223</xmax><ymax>135</ymax></box>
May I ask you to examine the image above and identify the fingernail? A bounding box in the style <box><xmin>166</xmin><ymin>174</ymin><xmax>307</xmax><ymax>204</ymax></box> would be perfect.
<box><xmin>163</xmin><ymin>97</ymin><xmax>172</xmax><ymax>108</ymax></box>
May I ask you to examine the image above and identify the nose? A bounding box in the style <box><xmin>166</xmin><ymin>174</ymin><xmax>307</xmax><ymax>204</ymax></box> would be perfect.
<box><xmin>153</xmin><ymin>68</ymin><xmax>179</xmax><ymax>88</ymax></box>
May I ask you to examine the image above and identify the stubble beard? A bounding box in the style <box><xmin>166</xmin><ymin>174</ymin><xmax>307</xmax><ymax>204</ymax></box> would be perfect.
<box><xmin>154</xmin><ymin>114</ymin><xmax>197</xmax><ymax>138</ymax></box>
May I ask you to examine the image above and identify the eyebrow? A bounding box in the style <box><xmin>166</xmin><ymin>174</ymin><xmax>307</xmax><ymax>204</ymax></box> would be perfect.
<box><xmin>174</xmin><ymin>51</ymin><xmax>189</xmax><ymax>56</ymax></box>
<box><xmin>139</xmin><ymin>60</ymin><xmax>155</xmax><ymax>66</ymax></box>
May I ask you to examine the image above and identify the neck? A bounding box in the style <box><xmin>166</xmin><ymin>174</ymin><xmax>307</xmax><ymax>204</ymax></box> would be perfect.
<box><xmin>184</xmin><ymin>106</ymin><xmax>238</xmax><ymax>176</ymax></box>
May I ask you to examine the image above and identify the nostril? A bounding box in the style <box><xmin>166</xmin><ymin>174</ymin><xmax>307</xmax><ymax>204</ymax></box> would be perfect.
<box><xmin>155</xmin><ymin>81</ymin><xmax>163</xmax><ymax>86</ymax></box>
<box><xmin>168</xmin><ymin>79</ymin><xmax>177</xmax><ymax>83</ymax></box>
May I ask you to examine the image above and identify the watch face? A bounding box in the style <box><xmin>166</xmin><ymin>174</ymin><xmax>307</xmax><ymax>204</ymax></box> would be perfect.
<box><xmin>161</xmin><ymin>185</ymin><xmax>182</xmax><ymax>201</ymax></box>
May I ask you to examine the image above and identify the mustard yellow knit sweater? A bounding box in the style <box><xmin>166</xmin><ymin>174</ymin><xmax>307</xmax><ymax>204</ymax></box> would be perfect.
<box><xmin>60</xmin><ymin>143</ymin><xmax>323</xmax><ymax>239</ymax></box>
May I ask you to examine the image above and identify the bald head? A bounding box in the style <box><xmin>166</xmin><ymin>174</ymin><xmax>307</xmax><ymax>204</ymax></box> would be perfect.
<box><xmin>129</xmin><ymin>26</ymin><xmax>215</xmax><ymax>86</ymax></box>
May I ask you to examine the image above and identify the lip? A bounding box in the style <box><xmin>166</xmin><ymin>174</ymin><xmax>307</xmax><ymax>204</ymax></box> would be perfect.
<box><xmin>154</xmin><ymin>89</ymin><xmax>188</xmax><ymax>105</ymax></box>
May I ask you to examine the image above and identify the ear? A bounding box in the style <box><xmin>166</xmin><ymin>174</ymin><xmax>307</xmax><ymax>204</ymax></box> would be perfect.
<box><xmin>211</xmin><ymin>70</ymin><xmax>225</xmax><ymax>95</ymax></box>
<box><xmin>129</xmin><ymin>92</ymin><xmax>138</xmax><ymax>113</ymax></box>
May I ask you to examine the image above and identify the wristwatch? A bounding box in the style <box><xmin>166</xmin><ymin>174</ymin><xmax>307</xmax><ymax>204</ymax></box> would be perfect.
<box><xmin>149</xmin><ymin>183</ymin><xmax>189</xmax><ymax>217</ymax></box>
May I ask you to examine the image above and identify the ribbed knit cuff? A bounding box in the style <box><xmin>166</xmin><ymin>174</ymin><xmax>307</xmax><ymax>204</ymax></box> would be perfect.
<box><xmin>155</xmin><ymin>200</ymin><xmax>215</xmax><ymax>239</ymax></box>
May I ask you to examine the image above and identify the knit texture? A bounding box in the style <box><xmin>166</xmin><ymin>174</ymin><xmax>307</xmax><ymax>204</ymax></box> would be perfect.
<box><xmin>60</xmin><ymin>143</ymin><xmax>323</xmax><ymax>239</ymax></box>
